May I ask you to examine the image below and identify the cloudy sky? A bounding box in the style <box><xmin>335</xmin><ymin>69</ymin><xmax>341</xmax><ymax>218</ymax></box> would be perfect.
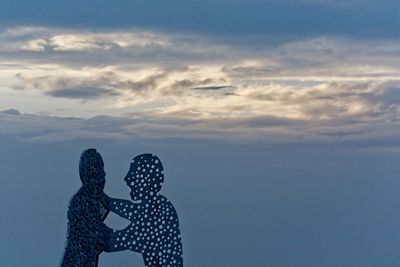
<box><xmin>1</xmin><ymin>0</ymin><xmax>400</xmax><ymax>266</ymax></box>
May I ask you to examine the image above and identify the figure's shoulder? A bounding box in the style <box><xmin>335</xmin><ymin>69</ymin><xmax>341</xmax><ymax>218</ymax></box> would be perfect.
<box><xmin>157</xmin><ymin>194</ymin><xmax>174</xmax><ymax>207</ymax></box>
<box><xmin>68</xmin><ymin>188</ymin><xmax>87</xmax><ymax>207</ymax></box>
<box><xmin>158</xmin><ymin>195</ymin><xmax>179</xmax><ymax>220</ymax></box>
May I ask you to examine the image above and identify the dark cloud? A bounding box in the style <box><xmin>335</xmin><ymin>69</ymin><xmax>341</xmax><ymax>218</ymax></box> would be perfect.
<box><xmin>1</xmin><ymin>107</ymin><xmax>400</xmax><ymax>145</ymax></box>
<box><xmin>120</xmin><ymin>71</ymin><xmax>170</xmax><ymax>95</ymax></box>
<box><xmin>222</xmin><ymin>116</ymin><xmax>308</xmax><ymax>128</ymax></box>
<box><xmin>13</xmin><ymin>72</ymin><xmax>121</xmax><ymax>100</ymax></box>
<box><xmin>161</xmin><ymin>77</ymin><xmax>229</xmax><ymax>95</ymax></box>
<box><xmin>0</xmin><ymin>108</ymin><xmax>21</xmax><ymax>115</ymax></box>
<box><xmin>46</xmin><ymin>86</ymin><xmax>120</xmax><ymax>99</ymax></box>
<box><xmin>13</xmin><ymin>70</ymin><xmax>184</xmax><ymax>100</ymax></box>
<box><xmin>12</xmin><ymin>66</ymin><xmax>232</xmax><ymax>100</ymax></box>
<box><xmin>372</xmin><ymin>84</ymin><xmax>400</xmax><ymax>107</ymax></box>
<box><xmin>192</xmin><ymin>85</ymin><xmax>231</xmax><ymax>91</ymax></box>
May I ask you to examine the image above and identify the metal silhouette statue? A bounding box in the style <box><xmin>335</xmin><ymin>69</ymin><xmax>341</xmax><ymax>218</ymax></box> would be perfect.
<box><xmin>61</xmin><ymin>149</ymin><xmax>111</xmax><ymax>267</ymax></box>
<box><xmin>103</xmin><ymin>153</ymin><xmax>183</xmax><ymax>267</ymax></box>
<box><xmin>61</xmin><ymin>150</ymin><xmax>183</xmax><ymax>267</ymax></box>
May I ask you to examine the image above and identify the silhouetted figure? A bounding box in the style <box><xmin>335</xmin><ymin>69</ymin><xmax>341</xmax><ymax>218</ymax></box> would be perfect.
<box><xmin>104</xmin><ymin>154</ymin><xmax>183</xmax><ymax>267</ymax></box>
<box><xmin>61</xmin><ymin>149</ymin><xmax>111</xmax><ymax>267</ymax></box>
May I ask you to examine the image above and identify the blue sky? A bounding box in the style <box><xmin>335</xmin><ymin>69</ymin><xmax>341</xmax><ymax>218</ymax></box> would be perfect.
<box><xmin>0</xmin><ymin>0</ymin><xmax>398</xmax><ymax>37</ymax></box>
<box><xmin>1</xmin><ymin>1</ymin><xmax>400</xmax><ymax>266</ymax></box>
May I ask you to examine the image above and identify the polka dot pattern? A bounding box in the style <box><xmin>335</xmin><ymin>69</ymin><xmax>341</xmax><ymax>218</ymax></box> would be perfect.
<box><xmin>107</xmin><ymin>154</ymin><xmax>183</xmax><ymax>267</ymax></box>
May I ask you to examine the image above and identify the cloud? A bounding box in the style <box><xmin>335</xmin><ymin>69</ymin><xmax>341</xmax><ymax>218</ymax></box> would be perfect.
<box><xmin>192</xmin><ymin>85</ymin><xmax>231</xmax><ymax>91</ymax></box>
<box><xmin>122</xmin><ymin>70</ymin><xmax>171</xmax><ymax>95</ymax></box>
<box><xmin>237</xmin><ymin>81</ymin><xmax>400</xmax><ymax>120</ymax></box>
<box><xmin>20</xmin><ymin>38</ymin><xmax>48</xmax><ymax>51</ymax></box>
<box><xmin>224</xmin><ymin>37</ymin><xmax>400</xmax><ymax>82</ymax></box>
<box><xmin>13</xmin><ymin>72</ymin><xmax>121</xmax><ymax>100</ymax></box>
<box><xmin>0</xmin><ymin>27</ymin><xmax>399</xmax><ymax>134</ymax></box>
<box><xmin>0</xmin><ymin>111</ymin><xmax>336</xmax><ymax>143</ymax></box>
<box><xmin>0</xmin><ymin>27</ymin><xmax>171</xmax><ymax>53</ymax></box>
<box><xmin>11</xmin><ymin>63</ymin><xmax>230</xmax><ymax>101</ymax></box>
<box><xmin>0</xmin><ymin>108</ymin><xmax>21</xmax><ymax>115</ymax></box>
<box><xmin>46</xmin><ymin>86</ymin><xmax>119</xmax><ymax>99</ymax></box>
<box><xmin>1</xmin><ymin>100</ymin><xmax>400</xmax><ymax>145</ymax></box>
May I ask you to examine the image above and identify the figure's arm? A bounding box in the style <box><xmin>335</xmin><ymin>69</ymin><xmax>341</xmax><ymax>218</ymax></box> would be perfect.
<box><xmin>99</xmin><ymin>200</ymin><xmax>109</xmax><ymax>221</ymax></box>
<box><xmin>102</xmin><ymin>192</ymin><xmax>137</xmax><ymax>220</ymax></box>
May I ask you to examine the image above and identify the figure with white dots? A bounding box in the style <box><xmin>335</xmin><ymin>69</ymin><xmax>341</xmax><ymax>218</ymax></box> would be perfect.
<box><xmin>103</xmin><ymin>153</ymin><xmax>183</xmax><ymax>267</ymax></box>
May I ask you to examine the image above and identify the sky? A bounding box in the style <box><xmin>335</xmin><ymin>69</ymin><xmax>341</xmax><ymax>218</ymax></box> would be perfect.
<box><xmin>0</xmin><ymin>0</ymin><xmax>400</xmax><ymax>266</ymax></box>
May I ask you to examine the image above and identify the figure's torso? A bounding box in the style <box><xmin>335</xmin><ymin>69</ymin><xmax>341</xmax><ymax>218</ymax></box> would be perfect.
<box><xmin>126</xmin><ymin>195</ymin><xmax>183</xmax><ymax>267</ymax></box>
<box><xmin>62</xmin><ymin>188</ymin><xmax>108</xmax><ymax>267</ymax></box>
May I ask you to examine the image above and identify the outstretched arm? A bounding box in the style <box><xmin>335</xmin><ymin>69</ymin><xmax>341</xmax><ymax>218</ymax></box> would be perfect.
<box><xmin>102</xmin><ymin>192</ymin><xmax>137</xmax><ymax>220</ymax></box>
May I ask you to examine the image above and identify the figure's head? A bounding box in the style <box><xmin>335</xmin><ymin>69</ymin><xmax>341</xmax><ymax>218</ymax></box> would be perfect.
<box><xmin>124</xmin><ymin>153</ymin><xmax>164</xmax><ymax>201</ymax></box>
<box><xmin>79</xmin><ymin>148</ymin><xmax>105</xmax><ymax>190</ymax></box>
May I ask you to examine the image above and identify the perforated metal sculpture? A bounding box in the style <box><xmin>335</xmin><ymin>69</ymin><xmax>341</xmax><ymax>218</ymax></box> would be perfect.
<box><xmin>103</xmin><ymin>153</ymin><xmax>184</xmax><ymax>267</ymax></box>
<box><xmin>61</xmin><ymin>149</ymin><xmax>111</xmax><ymax>267</ymax></box>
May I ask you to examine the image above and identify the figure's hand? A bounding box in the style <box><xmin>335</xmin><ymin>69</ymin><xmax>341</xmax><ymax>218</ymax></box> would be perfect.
<box><xmin>101</xmin><ymin>192</ymin><xmax>111</xmax><ymax>208</ymax></box>
<box><xmin>97</xmin><ymin>235</ymin><xmax>106</xmax><ymax>251</ymax></box>
<box><xmin>94</xmin><ymin>226</ymin><xmax>112</xmax><ymax>252</ymax></box>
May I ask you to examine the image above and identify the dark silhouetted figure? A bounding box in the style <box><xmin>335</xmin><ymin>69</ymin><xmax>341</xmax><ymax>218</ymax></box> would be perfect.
<box><xmin>61</xmin><ymin>149</ymin><xmax>111</xmax><ymax>267</ymax></box>
<box><xmin>103</xmin><ymin>153</ymin><xmax>183</xmax><ymax>267</ymax></box>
